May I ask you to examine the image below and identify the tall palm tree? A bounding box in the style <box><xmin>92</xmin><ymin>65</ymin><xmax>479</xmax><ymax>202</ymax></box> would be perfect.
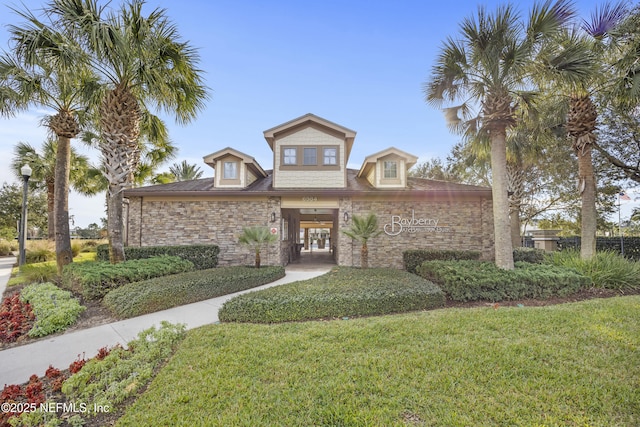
<box><xmin>342</xmin><ymin>213</ymin><xmax>382</xmax><ymax>269</ymax></box>
<box><xmin>11</xmin><ymin>139</ymin><xmax>102</xmax><ymax>240</ymax></box>
<box><xmin>424</xmin><ymin>0</ymin><xmax>574</xmax><ymax>269</ymax></box>
<box><xmin>42</xmin><ymin>0</ymin><xmax>208</xmax><ymax>263</ymax></box>
<box><xmin>238</xmin><ymin>226</ymin><xmax>277</xmax><ymax>268</ymax></box>
<box><xmin>0</xmin><ymin>9</ymin><xmax>101</xmax><ymax>273</ymax></box>
<box><xmin>169</xmin><ymin>160</ymin><xmax>203</xmax><ymax>181</ymax></box>
<box><xmin>537</xmin><ymin>2</ymin><xmax>629</xmax><ymax>260</ymax></box>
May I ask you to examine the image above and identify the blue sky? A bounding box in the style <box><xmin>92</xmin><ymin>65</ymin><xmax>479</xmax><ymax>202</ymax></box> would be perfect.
<box><xmin>1</xmin><ymin>0</ymin><xmax>635</xmax><ymax>228</ymax></box>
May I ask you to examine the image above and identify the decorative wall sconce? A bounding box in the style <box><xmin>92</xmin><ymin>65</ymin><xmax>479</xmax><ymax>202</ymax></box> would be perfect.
<box><xmin>270</xmin><ymin>212</ymin><xmax>276</xmax><ymax>222</ymax></box>
<box><xmin>343</xmin><ymin>211</ymin><xmax>349</xmax><ymax>223</ymax></box>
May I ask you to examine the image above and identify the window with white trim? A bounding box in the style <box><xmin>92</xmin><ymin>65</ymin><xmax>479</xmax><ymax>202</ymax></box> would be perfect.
<box><xmin>223</xmin><ymin>161</ymin><xmax>238</xmax><ymax>179</ymax></box>
<box><xmin>383</xmin><ymin>161</ymin><xmax>397</xmax><ymax>179</ymax></box>
<box><xmin>323</xmin><ymin>147</ymin><xmax>337</xmax><ymax>165</ymax></box>
<box><xmin>283</xmin><ymin>148</ymin><xmax>297</xmax><ymax>165</ymax></box>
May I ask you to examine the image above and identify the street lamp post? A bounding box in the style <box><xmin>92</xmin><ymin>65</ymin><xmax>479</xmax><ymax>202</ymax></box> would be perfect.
<box><xmin>18</xmin><ymin>164</ymin><xmax>32</xmax><ymax>268</ymax></box>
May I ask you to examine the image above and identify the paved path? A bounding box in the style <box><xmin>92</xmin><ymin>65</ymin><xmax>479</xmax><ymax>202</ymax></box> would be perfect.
<box><xmin>0</xmin><ymin>260</ymin><xmax>331</xmax><ymax>386</ymax></box>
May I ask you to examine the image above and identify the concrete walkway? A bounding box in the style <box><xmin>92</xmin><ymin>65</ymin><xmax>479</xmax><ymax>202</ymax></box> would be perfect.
<box><xmin>0</xmin><ymin>259</ymin><xmax>331</xmax><ymax>386</ymax></box>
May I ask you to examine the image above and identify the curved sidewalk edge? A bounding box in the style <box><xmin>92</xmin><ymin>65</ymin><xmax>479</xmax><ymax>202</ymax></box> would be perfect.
<box><xmin>0</xmin><ymin>265</ymin><xmax>331</xmax><ymax>386</ymax></box>
<box><xmin>0</xmin><ymin>256</ymin><xmax>16</xmax><ymax>299</ymax></box>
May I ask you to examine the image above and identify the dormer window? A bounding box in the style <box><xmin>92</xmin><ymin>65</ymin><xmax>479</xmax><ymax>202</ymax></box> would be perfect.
<box><xmin>223</xmin><ymin>161</ymin><xmax>238</xmax><ymax>179</ymax></box>
<box><xmin>324</xmin><ymin>147</ymin><xmax>337</xmax><ymax>165</ymax></box>
<box><xmin>303</xmin><ymin>148</ymin><xmax>317</xmax><ymax>165</ymax></box>
<box><xmin>283</xmin><ymin>148</ymin><xmax>297</xmax><ymax>165</ymax></box>
<box><xmin>383</xmin><ymin>161</ymin><xmax>398</xmax><ymax>179</ymax></box>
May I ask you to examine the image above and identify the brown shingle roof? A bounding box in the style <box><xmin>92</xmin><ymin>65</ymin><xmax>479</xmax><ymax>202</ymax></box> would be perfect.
<box><xmin>123</xmin><ymin>169</ymin><xmax>491</xmax><ymax>197</ymax></box>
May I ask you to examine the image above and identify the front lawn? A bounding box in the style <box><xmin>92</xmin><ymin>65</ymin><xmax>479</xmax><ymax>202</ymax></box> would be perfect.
<box><xmin>117</xmin><ymin>296</ymin><xmax>640</xmax><ymax>426</ymax></box>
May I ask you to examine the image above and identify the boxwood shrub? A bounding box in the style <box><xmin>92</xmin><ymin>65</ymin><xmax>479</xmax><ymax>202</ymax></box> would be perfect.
<box><xmin>61</xmin><ymin>256</ymin><xmax>194</xmax><ymax>300</ymax></box>
<box><xmin>219</xmin><ymin>267</ymin><xmax>445</xmax><ymax>323</ymax></box>
<box><xmin>20</xmin><ymin>282</ymin><xmax>86</xmax><ymax>337</ymax></box>
<box><xmin>96</xmin><ymin>244</ymin><xmax>219</xmax><ymax>270</ymax></box>
<box><xmin>415</xmin><ymin>260</ymin><xmax>590</xmax><ymax>302</ymax></box>
<box><xmin>403</xmin><ymin>249</ymin><xmax>481</xmax><ymax>274</ymax></box>
<box><xmin>103</xmin><ymin>266</ymin><xmax>285</xmax><ymax>319</ymax></box>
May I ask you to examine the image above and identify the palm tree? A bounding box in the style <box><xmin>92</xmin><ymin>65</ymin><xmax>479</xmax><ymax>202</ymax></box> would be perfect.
<box><xmin>0</xmin><ymin>9</ymin><xmax>101</xmax><ymax>273</ymax></box>
<box><xmin>11</xmin><ymin>140</ymin><xmax>102</xmax><ymax>240</ymax></box>
<box><xmin>238</xmin><ymin>227</ymin><xmax>277</xmax><ymax>268</ymax></box>
<box><xmin>169</xmin><ymin>160</ymin><xmax>203</xmax><ymax>181</ymax></box>
<box><xmin>33</xmin><ymin>0</ymin><xmax>208</xmax><ymax>263</ymax></box>
<box><xmin>424</xmin><ymin>0</ymin><xmax>574</xmax><ymax>269</ymax></box>
<box><xmin>537</xmin><ymin>2</ymin><xmax>630</xmax><ymax>259</ymax></box>
<box><xmin>342</xmin><ymin>213</ymin><xmax>382</xmax><ymax>269</ymax></box>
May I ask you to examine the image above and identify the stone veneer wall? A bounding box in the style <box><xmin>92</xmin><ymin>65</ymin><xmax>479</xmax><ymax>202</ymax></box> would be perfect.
<box><xmin>337</xmin><ymin>197</ymin><xmax>494</xmax><ymax>269</ymax></box>
<box><xmin>126</xmin><ymin>196</ymin><xmax>281</xmax><ymax>266</ymax></box>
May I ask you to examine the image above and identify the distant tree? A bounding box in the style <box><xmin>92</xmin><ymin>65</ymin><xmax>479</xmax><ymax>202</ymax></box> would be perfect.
<box><xmin>11</xmin><ymin>140</ymin><xmax>102</xmax><ymax>240</ymax></box>
<box><xmin>0</xmin><ymin>182</ymin><xmax>48</xmax><ymax>239</ymax></box>
<box><xmin>169</xmin><ymin>160</ymin><xmax>203</xmax><ymax>181</ymax></box>
<box><xmin>409</xmin><ymin>158</ymin><xmax>461</xmax><ymax>182</ymax></box>
<box><xmin>238</xmin><ymin>227</ymin><xmax>277</xmax><ymax>268</ymax></box>
<box><xmin>342</xmin><ymin>213</ymin><xmax>382</xmax><ymax>269</ymax></box>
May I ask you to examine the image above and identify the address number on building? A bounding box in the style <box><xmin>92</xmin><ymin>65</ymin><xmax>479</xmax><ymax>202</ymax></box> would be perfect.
<box><xmin>302</xmin><ymin>196</ymin><xmax>318</xmax><ymax>202</ymax></box>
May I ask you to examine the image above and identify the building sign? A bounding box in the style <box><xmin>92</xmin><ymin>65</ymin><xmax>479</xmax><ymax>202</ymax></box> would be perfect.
<box><xmin>383</xmin><ymin>210</ymin><xmax>451</xmax><ymax>236</ymax></box>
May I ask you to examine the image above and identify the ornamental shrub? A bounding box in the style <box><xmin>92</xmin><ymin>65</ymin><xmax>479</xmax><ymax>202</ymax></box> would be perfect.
<box><xmin>513</xmin><ymin>247</ymin><xmax>545</xmax><ymax>264</ymax></box>
<box><xmin>546</xmin><ymin>250</ymin><xmax>640</xmax><ymax>290</ymax></box>
<box><xmin>20</xmin><ymin>282</ymin><xmax>85</xmax><ymax>338</ymax></box>
<box><xmin>219</xmin><ymin>267</ymin><xmax>445</xmax><ymax>323</ymax></box>
<box><xmin>96</xmin><ymin>244</ymin><xmax>219</xmax><ymax>270</ymax></box>
<box><xmin>403</xmin><ymin>249</ymin><xmax>481</xmax><ymax>274</ymax></box>
<box><xmin>61</xmin><ymin>256</ymin><xmax>194</xmax><ymax>300</ymax></box>
<box><xmin>103</xmin><ymin>266</ymin><xmax>285</xmax><ymax>318</ymax></box>
<box><xmin>415</xmin><ymin>260</ymin><xmax>589</xmax><ymax>302</ymax></box>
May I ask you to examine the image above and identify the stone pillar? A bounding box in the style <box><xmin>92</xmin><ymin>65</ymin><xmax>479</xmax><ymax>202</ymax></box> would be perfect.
<box><xmin>530</xmin><ymin>229</ymin><xmax>560</xmax><ymax>252</ymax></box>
<box><xmin>338</xmin><ymin>197</ymin><xmax>353</xmax><ymax>266</ymax></box>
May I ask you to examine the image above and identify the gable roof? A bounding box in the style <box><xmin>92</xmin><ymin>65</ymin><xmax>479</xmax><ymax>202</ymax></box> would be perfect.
<box><xmin>202</xmin><ymin>147</ymin><xmax>267</xmax><ymax>178</ymax></box>
<box><xmin>263</xmin><ymin>113</ymin><xmax>357</xmax><ymax>160</ymax></box>
<box><xmin>357</xmin><ymin>146</ymin><xmax>419</xmax><ymax>178</ymax></box>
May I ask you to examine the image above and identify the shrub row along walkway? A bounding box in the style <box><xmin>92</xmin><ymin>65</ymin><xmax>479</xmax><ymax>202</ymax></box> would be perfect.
<box><xmin>0</xmin><ymin>258</ymin><xmax>332</xmax><ymax>386</ymax></box>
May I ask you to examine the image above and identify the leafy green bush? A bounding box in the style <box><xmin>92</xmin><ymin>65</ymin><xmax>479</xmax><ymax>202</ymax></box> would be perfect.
<box><xmin>61</xmin><ymin>256</ymin><xmax>194</xmax><ymax>300</ymax></box>
<box><xmin>103</xmin><ymin>266</ymin><xmax>285</xmax><ymax>318</ymax></box>
<box><xmin>20</xmin><ymin>282</ymin><xmax>86</xmax><ymax>337</ymax></box>
<box><xmin>403</xmin><ymin>249</ymin><xmax>481</xmax><ymax>274</ymax></box>
<box><xmin>545</xmin><ymin>250</ymin><xmax>640</xmax><ymax>290</ymax></box>
<box><xmin>25</xmin><ymin>247</ymin><xmax>55</xmax><ymax>263</ymax></box>
<box><xmin>96</xmin><ymin>244</ymin><xmax>219</xmax><ymax>270</ymax></box>
<box><xmin>513</xmin><ymin>247</ymin><xmax>545</xmax><ymax>263</ymax></box>
<box><xmin>62</xmin><ymin>322</ymin><xmax>185</xmax><ymax>418</ymax></box>
<box><xmin>219</xmin><ymin>267</ymin><xmax>445</xmax><ymax>323</ymax></box>
<box><xmin>416</xmin><ymin>260</ymin><xmax>589</xmax><ymax>302</ymax></box>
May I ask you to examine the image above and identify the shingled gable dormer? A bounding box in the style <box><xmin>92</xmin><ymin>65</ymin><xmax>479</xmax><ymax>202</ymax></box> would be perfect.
<box><xmin>263</xmin><ymin>113</ymin><xmax>356</xmax><ymax>188</ymax></box>
<box><xmin>357</xmin><ymin>147</ymin><xmax>418</xmax><ymax>189</ymax></box>
<box><xmin>203</xmin><ymin>147</ymin><xmax>267</xmax><ymax>188</ymax></box>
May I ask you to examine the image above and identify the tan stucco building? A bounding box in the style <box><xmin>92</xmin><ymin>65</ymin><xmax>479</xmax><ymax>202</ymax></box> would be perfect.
<box><xmin>123</xmin><ymin>114</ymin><xmax>495</xmax><ymax>268</ymax></box>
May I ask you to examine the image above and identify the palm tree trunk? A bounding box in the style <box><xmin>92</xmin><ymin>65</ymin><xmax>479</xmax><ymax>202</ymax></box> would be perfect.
<box><xmin>54</xmin><ymin>136</ymin><xmax>73</xmax><ymax>274</ymax></box>
<box><xmin>46</xmin><ymin>178</ymin><xmax>55</xmax><ymax>241</ymax></box>
<box><xmin>490</xmin><ymin>131</ymin><xmax>515</xmax><ymax>269</ymax></box>
<box><xmin>578</xmin><ymin>144</ymin><xmax>597</xmax><ymax>259</ymax></box>
<box><xmin>107</xmin><ymin>182</ymin><xmax>126</xmax><ymax>264</ymax></box>
<box><xmin>361</xmin><ymin>242</ymin><xmax>368</xmax><ymax>269</ymax></box>
<box><xmin>255</xmin><ymin>249</ymin><xmax>261</xmax><ymax>268</ymax></box>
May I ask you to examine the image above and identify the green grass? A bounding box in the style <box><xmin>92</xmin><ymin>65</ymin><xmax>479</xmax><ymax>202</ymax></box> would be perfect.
<box><xmin>117</xmin><ymin>296</ymin><xmax>640</xmax><ymax>426</ymax></box>
<box><xmin>7</xmin><ymin>252</ymin><xmax>97</xmax><ymax>287</ymax></box>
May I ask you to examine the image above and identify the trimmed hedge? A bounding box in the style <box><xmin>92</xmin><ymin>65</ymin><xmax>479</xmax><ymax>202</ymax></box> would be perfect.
<box><xmin>20</xmin><ymin>282</ymin><xmax>86</xmax><ymax>337</ymax></box>
<box><xmin>96</xmin><ymin>244</ymin><xmax>219</xmax><ymax>270</ymax></box>
<box><xmin>513</xmin><ymin>248</ymin><xmax>545</xmax><ymax>264</ymax></box>
<box><xmin>219</xmin><ymin>267</ymin><xmax>445</xmax><ymax>323</ymax></box>
<box><xmin>61</xmin><ymin>256</ymin><xmax>194</xmax><ymax>300</ymax></box>
<box><xmin>103</xmin><ymin>266</ymin><xmax>285</xmax><ymax>319</ymax></box>
<box><xmin>403</xmin><ymin>249</ymin><xmax>481</xmax><ymax>274</ymax></box>
<box><xmin>558</xmin><ymin>236</ymin><xmax>640</xmax><ymax>261</ymax></box>
<box><xmin>415</xmin><ymin>260</ymin><xmax>590</xmax><ymax>302</ymax></box>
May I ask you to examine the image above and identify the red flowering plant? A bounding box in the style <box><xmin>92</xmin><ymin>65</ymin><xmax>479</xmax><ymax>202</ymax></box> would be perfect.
<box><xmin>0</xmin><ymin>294</ymin><xmax>35</xmax><ymax>343</ymax></box>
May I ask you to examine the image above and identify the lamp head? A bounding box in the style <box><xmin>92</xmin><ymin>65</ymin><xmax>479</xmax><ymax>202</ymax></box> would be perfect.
<box><xmin>21</xmin><ymin>164</ymin><xmax>32</xmax><ymax>178</ymax></box>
